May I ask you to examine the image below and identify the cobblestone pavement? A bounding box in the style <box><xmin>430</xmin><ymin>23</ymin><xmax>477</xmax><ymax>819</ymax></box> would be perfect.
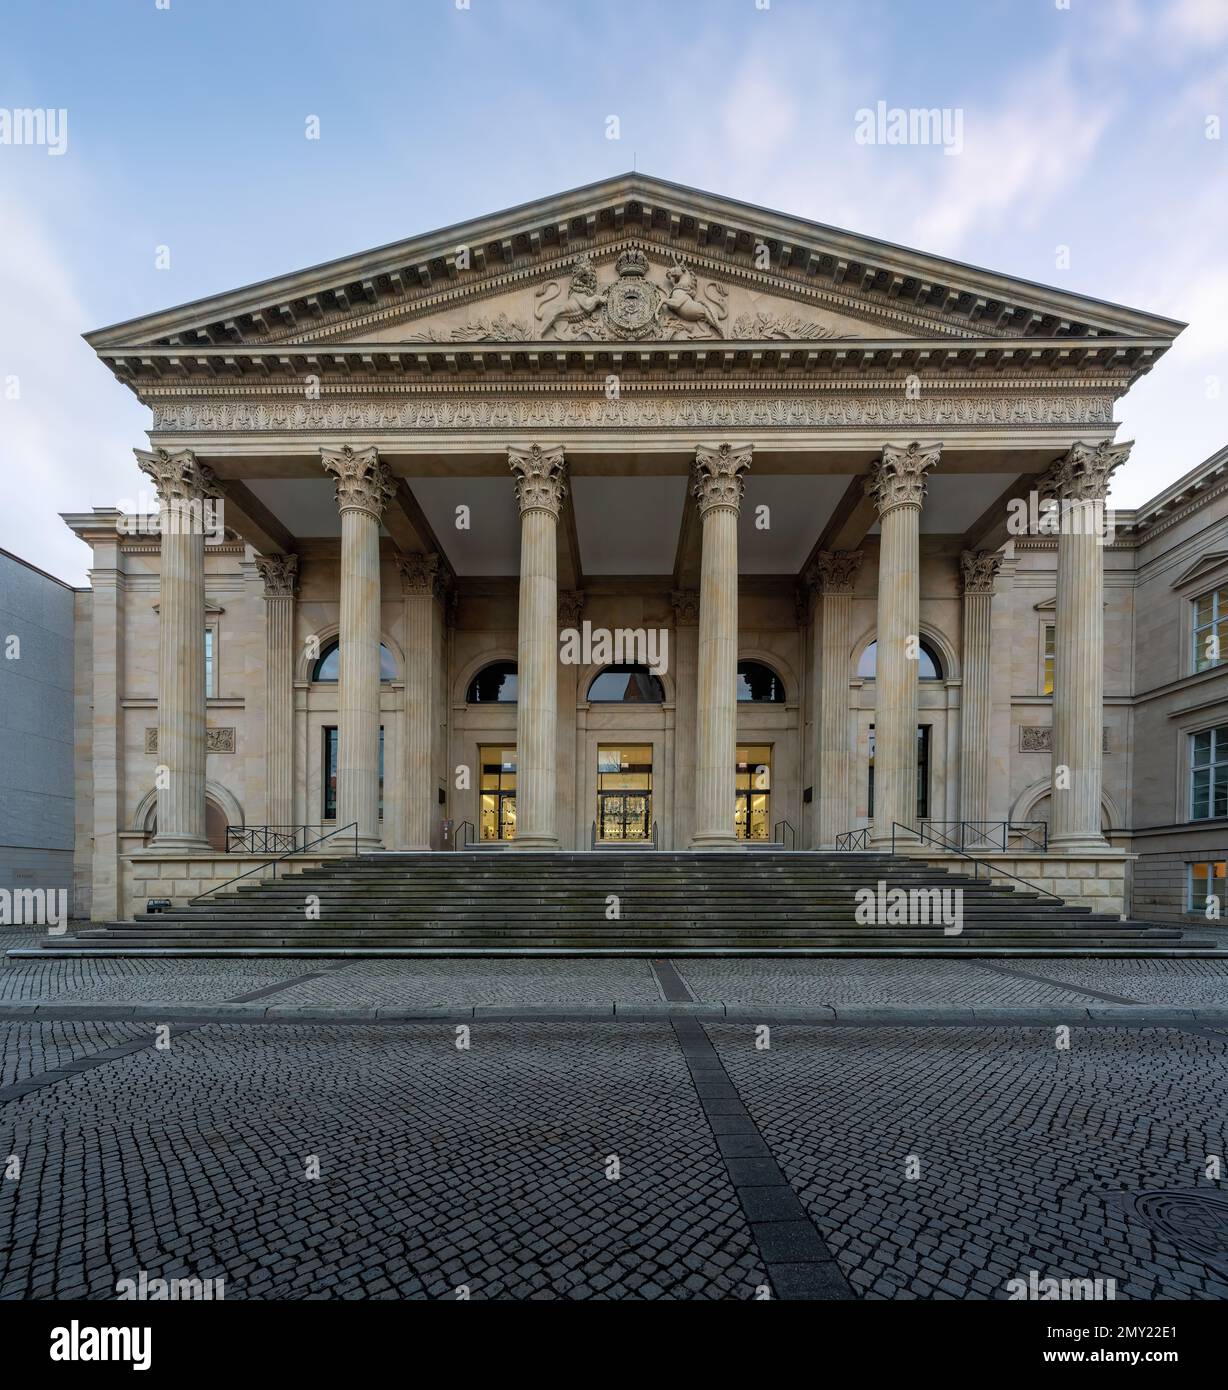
<box><xmin>1</xmin><ymin>1008</ymin><xmax>1227</xmax><ymax>1299</ymax></box>
<box><xmin>709</xmin><ymin>1022</ymin><xmax>1228</xmax><ymax>1300</ymax></box>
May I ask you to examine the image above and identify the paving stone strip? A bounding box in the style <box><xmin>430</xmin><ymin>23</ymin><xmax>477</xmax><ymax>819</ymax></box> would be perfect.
<box><xmin>650</xmin><ymin>959</ymin><xmax>696</xmax><ymax>1003</ymax></box>
<box><xmin>671</xmin><ymin>1017</ymin><xmax>853</xmax><ymax>1300</ymax></box>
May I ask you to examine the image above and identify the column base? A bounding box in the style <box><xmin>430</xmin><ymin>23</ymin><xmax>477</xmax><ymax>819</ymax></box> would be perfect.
<box><xmin>689</xmin><ymin>833</ymin><xmax>740</xmax><ymax>851</ymax></box>
<box><xmin>1047</xmin><ymin>833</ymin><xmax>1111</xmax><ymax>854</ymax></box>
<box><xmin>512</xmin><ymin>836</ymin><xmax>559</xmax><ymax>850</ymax></box>
<box><xmin>149</xmin><ymin>834</ymin><xmax>211</xmax><ymax>854</ymax></box>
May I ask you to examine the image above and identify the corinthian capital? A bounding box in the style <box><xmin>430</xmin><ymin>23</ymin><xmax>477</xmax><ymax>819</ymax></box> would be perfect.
<box><xmin>397</xmin><ymin>551</ymin><xmax>445</xmax><ymax>597</ymax></box>
<box><xmin>866</xmin><ymin>441</ymin><xmax>941</xmax><ymax>516</ymax></box>
<box><xmin>959</xmin><ymin>549</ymin><xmax>1002</xmax><ymax>595</ymax></box>
<box><xmin>135</xmin><ymin>447</ymin><xmax>218</xmax><ymax>506</ymax></box>
<box><xmin>807</xmin><ymin>549</ymin><xmax>864</xmax><ymax>595</ymax></box>
<box><xmin>1038</xmin><ymin>439</ymin><xmax>1132</xmax><ymax>504</ymax></box>
<box><xmin>670</xmin><ymin>589</ymin><xmax>700</xmax><ymax>624</ymax></box>
<box><xmin>693</xmin><ymin>443</ymin><xmax>752</xmax><ymax>516</ymax></box>
<box><xmin>255</xmin><ymin>553</ymin><xmax>299</xmax><ymax>598</ymax></box>
<box><xmin>321</xmin><ymin>445</ymin><xmax>395</xmax><ymax>519</ymax></box>
<box><xmin>558</xmin><ymin>589</ymin><xmax>585</xmax><ymax>626</ymax></box>
<box><xmin>509</xmin><ymin>444</ymin><xmax>567</xmax><ymax>518</ymax></box>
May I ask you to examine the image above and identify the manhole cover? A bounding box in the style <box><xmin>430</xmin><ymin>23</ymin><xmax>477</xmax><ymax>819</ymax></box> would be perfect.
<box><xmin>1104</xmin><ymin>1189</ymin><xmax>1228</xmax><ymax>1274</ymax></box>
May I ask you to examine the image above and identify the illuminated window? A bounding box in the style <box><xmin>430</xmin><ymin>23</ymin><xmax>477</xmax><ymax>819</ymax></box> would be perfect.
<box><xmin>1188</xmin><ymin>861</ymin><xmax>1227</xmax><ymax>914</ymax></box>
<box><xmin>1043</xmin><ymin>624</ymin><xmax>1055</xmax><ymax>696</ymax></box>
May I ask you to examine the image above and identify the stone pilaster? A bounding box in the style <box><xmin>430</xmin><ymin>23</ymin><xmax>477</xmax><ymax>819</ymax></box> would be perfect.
<box><xmin>958</xmin><ymin>549</ymin><xmax>1002</xmax><ymax>826</ymax></box>
<box><xmin>322</xmin><ymin>445</ymin><xmax>394</xmax><ymax>851</ymax></box>
<box><xmin>255</xmin><ymin>553</ymin><xmax>299</xmax><ymax>832</ymax></box>
<box><xmin>398</xmin><ymin>552</ymin><xmax>444</xmax><ymax>851</ymax></box>
<box><xmin>136</xmin><ymin>447</ymin><xmax>217</xmax><ymax>851</ymax></box>
<box><xmin>866</xmin><ymin>442</ymin><xmax>941</xmax><ymax>846</ymax></box>
<box><xmin>558</xmin><ymin>590</ymin><xmax>584</xmax><ymax>850</ymax></box>
<box><xmin>89</xmin><ymin>537</ymin><xmax>125</xmax><ymax>919</ymax></box>
<box><xmin>670</xmin><ymin>589</ymin><xmax>700</xmax><ymax>850</ymax></box>
<box><xmin>807</xmin><ymin>550</ymin><xmax>863</xmax><ymax>847</ymax></box>
<box><xmin>1042</xmin><ymin>439</ymin><xmax>1130</xmax><ymax>852</ymax></box>
<box><xmin>509</xmin><ymin>444</ymin><xmax>567</xmax><ymax>849</ymax></box>
<box><xmin>690</xmin><ymin>443</ymin><xmax>751</xmax><ymax>849</ymax></box>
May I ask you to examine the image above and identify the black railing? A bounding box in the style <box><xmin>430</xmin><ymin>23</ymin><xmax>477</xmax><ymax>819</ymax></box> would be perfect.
<box><xmin>452</xmin><ymin>820</ymin><xmax>475</xmax><ymax>850</ymax></box>
<box><xmin>890</xmin><ymin>821</ymin><xmax>1063</xmax><ymax>901</ymax></box>
<box><xmin>773</xmin><ymin>819</ymin><xmax>796</xmax><ymax>851</ymax></box>
<box><xmin>835</xmin><ymin>828</ymin><xmax>870</xmax><ymax>851</ymax></box>
<box><xmin>191</xmin><ymin>822</ymin><xmax>359</xmax><ymax>905</ymax></box>
<box><xmin>227</xmin><ymin>824</ymin><xmax>333</xmax><ymax>855</ymax></box>
<box><xmin>908</xmin><ymin>820</ymin><xmax>1048</xmax><ymax>853</ymax></box>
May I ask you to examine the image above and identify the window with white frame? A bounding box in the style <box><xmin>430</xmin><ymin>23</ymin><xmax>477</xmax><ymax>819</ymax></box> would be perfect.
<box><xmin>1188</xmin><ymin>860</ymin><xmax>1227</xmax><ymax>915</ymax></box>
<box><xmin>1190</xmin><ymin>725</ymin><xmax>1228</xmax><ymax>820</ymax></box>
<box><xmin>205</xmin><ymin>627</ymin><xmax>215</xmax><ymax>698</ymax></box>
<box><xmin>1192</xmin><ymin>587</ymin><xmax>1228</xmax><ymax>673</ymax></box>
<box><xmin>1042</xmin><ymin>624</ymin><xmax>1055</xmax><ymax>696</ymax></box>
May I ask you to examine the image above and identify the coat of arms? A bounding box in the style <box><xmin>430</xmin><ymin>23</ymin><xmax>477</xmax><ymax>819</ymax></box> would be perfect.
<box><xmin>533</xmin><ymin>249</ymin><xmax>728</xmax><ymax>341</ymax></box>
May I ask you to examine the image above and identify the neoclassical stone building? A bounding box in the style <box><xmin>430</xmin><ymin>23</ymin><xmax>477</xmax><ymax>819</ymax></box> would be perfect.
<box><xmin>65</xmin><ymin>174</ymin><xmax>1224</xmax><ymax>925</ymax></box>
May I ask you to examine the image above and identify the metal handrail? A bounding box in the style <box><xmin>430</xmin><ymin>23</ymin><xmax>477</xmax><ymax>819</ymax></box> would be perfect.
<box><xmin>226</xmin><ymin>824</ymin><xmax>329</xmax><ymax>855</ymax></box>
<box><xmin>835</xmin><ymin>828</ymin><xmax>870</xmax><ymax>851</ymax></box>
<box><xmin>907</xmin><ymin>820</ymin><xmax>1049</xmax><ymax>853</ymax></box>
<box><xmin>591</xmin><ymin>820</ymin><xmax>597</xmax><ymax>850</ymax></box>
<box><xmin>453</xmin><ymin>820</ymin><xmax>475</xmax><ymax>850</ymax></box>
<box><xmin>890</xmin><ymin>821</ymin><xmax>1063</xmax><ymax>901</ymax></box>
<box><xmin>773</xmin><ymin>819</ymin><xmax>796</xmax><ymax>851</ymax></box>
<box><xmin>190</xmin><ymin>821</ymin><xmax>359</xmax><ymax>904</ymax></box>
<box><xmin>651</xmin><ymin>820</ymin><xmax>659</xmax><ymax>850</ymax></box>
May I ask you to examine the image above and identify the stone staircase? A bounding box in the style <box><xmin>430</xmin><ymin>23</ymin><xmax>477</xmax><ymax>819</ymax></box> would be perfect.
<box><xmin>26</xmin><ymin>851</ymin><xmax>1221</xmax><ymax>955</ymax></box>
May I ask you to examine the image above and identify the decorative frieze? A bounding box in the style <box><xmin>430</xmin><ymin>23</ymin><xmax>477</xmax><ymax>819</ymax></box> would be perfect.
<box><xmin>145</xmin><ymin>727</ymin><xmax>235</xmax><ymax>754</ymax></box>
<box><xmin>693</xmin><ymin>444</ymin><xmax>752</xmax><ymax>516</ymax></box>
<box><xmin>255</xmin><ymin>552</ymin><xmax>299</xmax><ymax>597</ymax></box>
<box><xmin>148</xmin><ymin>390</ymin><xmax>1119</xmax><ymax>436</ymax></box>
<box><xmin>320</xmin><ymin>444</ymin><xmax>394</xmax><ymax>519</ymax></box>
<box><xmin>866</xmin><ymin>441</ymin><xmax>942</xmax><ymax>515</ymax></box>
<box><xmin>509</xmin><ymin>444</ymin><xmax>567</xmax><ymax>518</ymax></box>
<box><xmin>1019</xmin><ymin>726</ymin><xmax>1111</xmax><ymax>754</ymax></box>
<box><xmin>959</xmin><ymin>549</ymin><xmax>1003</xmax><ymax>595</ymax></box>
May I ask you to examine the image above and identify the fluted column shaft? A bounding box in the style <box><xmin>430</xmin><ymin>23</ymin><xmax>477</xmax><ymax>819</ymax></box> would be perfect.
<box><xmin>323</xmin><ymin>446</ymin><xmax>393</xmax><ymax>851</ymax></box>
<box><xmin>691</xmin><ymin>444</ymin><xmax>751</xmax><ymax>849</ymax></box>
<box><xmin>510</xmin><ymin>445</ymin><xmax>567</xmax><ymax>850</ymax></box>
<box><xmin>959</xmin><ymin>551</ymin><xmax>1001</xmax><ymax>825</ymax></box>
<box><xmin>257</xmin><ymin>555</ymin><xmax>298</xmax><ymax>831</ymax></box>
<box><xmin>670</xmin><ymin>592</ymin><xmax>699</xmax><ymax>850</ymax></box>
<box><xmin>867</xmin><ymin>443</ymin><xmax>940</xmax><ymax>846</ymax></box>
<box><xmin>137</xmin><ymin>448</ymin><xmax>215</xmax><ymax>852</ymax></box>
<box><xmin>809</xmin><ymin>552</ymin><xmax>862</xmax><ymax>847</ymax></box>
<box><xmin>400</xmin><ymin>554</ymin><xmax>442</xmax><ymax>851</ymax></box>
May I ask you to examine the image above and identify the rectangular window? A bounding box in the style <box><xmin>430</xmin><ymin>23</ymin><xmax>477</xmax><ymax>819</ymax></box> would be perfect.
<box><xmin>1190</xmin><ymin>725</ymin><xmax>1228</xmax><ymax>820</ymax></box>
<box><xmin>1192</xmin><ymin>587</ymin><xmax>1228</xmax><ymax>673</ymax></box>
<box><xmin>868</xmin><ymin>726</ymin><xmax>930</xmax><ymax>820</ymax></box>
<box><xmin>323</xmin><ymin>726</ymin><xmax>384</xmax><ymax>821</ymax></box>
<box><xmin>1188</xmin><ymin>860</ymin><xmax>1227</xmax><ymax>914</ymax></box>
<box><xmin>205</xmin><ymin>628</ymin><xmax>215</xmax><ymax>698</ymax></box>
<box><xmin>1042</xmin><ymin>624</ymin><xmax>1055</xmax><ymax>696</ymax></box>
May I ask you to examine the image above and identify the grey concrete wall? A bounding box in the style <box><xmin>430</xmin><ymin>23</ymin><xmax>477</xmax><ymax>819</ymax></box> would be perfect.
<box><xmin>0</xmin><ymin>549</ymin><xmax>78</xmax><ymax>913</ymax></box>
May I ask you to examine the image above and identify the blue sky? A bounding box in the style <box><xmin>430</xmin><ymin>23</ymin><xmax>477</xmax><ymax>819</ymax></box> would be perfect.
<box><xmin>2</xmin><ymin>0</ymin><xmax>1226</xmax><ymax>583</ymax></box>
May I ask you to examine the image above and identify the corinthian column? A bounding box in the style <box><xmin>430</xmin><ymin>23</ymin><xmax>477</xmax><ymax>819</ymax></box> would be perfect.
<box><xmin>398</xmin><ymin>552</ymin><xmax>444</xmax><ymax>851</ymax></box>
<box><xmin>1043</xmin><ymin>439</ymin><xmax>1129</xmax><ymax>852</ymax></box>
<box><xmin>255</xmin><ymin>554</ymin><xmax>299</xmax><ymax>832</ymax></box>
<box><xmin>509</xmin><ymin>444</ymin><xmax>567</xmax><ymax>849</ymax></box>
<box><xmin>808</xmin><ymin>550</ymin><xmax>863</xmax><ymax>847</ymax></box>
<box><xmin>958</xmin><ymin>549</ymin><xmax>1002</xmax><ymax>827</ymax></box>
<box><xmin>136</xmin><ymin>447</ymin><xmax>217</xmax><ymax>851</ymax></box>
<box><xmin>867</xmin><ymin>442</ymin><xmax>941</xmax><ymax>846</ymax></box>
<box><xmin>691</xmin><ymin>443</ymin><xmax>752</xmax><ymax>849</ymax></box>
<box><xmin>322</xmin><ymin>445</ymin><xmax>393</xmax><ymax>851</ymax></box>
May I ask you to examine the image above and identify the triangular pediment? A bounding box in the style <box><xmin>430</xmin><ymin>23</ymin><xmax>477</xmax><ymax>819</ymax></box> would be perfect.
<box><xmin>87</xmin><ymin>173</ymin><xmax>1184</xmax><ymax>359</ymax></box>
<box><xmin>1172</xmin><ymin>550</ymin><xmax>1228</xmax><ymax>590</ymax></box>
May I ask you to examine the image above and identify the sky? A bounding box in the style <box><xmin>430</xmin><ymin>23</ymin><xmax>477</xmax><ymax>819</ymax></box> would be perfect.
<box><xmin>1</xmin><ymin>0</ymin><xmax>1226</xmax><ymax>585</ymax></box>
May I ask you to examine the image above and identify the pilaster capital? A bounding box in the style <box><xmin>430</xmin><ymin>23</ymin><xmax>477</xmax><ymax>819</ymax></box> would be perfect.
<box><xmin>959</xmin><ymin>549</ymin><xmax>1003</xmax><ymax>595</ymax></box>
<box><xmin>255</xmin><ymin>552</ymin><xmax>299</xmax><ymax>598</ymax></box>
<box><xmin>692</xmin><ymin>443</ymin><xmax>752</xmax><ymax>517</ymax></box>
<box><xmin>865</xmin><ymin>441</ymin><xmax>941</xmax><ymax>516</ymax></box>
<box><xmin>806</xmin><ymin>549</ymin><xmax>864</xmax><ymax>596</ymax></box>
<box><xmin>135</xmin><ymin>447</ymin><xmax>218</xmax><ymax>506</ymax></box>
<box><xmin>1038</xmin><ymin>438</ymin><xmax>1132</xmax><ymax>504</ymax></box>
<box><xmin>558</xmin><ymin>589</ymin><xmax>585</xmax><ymax>626</ymax></box>
<box><xmin>509</xmin><ymin>444</ymin><xmax>567</xmax><ymax>518</ymax></box>
<box><xmin>670</xmin><ymin>589</ymin><xmax>700</xmax><ymax>624</ymax></box>
<box><xmin>397</xmin><ymin>551</ymin><xmax>441</xmax><ymax>595</ymax></box>
<box><xmin>320</xmin><ymin>445</ymin><xmax>394</xmax><ymax>519</ymax></box>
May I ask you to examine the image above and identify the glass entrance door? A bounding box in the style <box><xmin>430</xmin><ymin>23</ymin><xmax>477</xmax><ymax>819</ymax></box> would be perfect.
<box><xmin>596</xmin><ymin>745</ymin><xmax>653</xmax><ymax>841</ymax></box>
<box><xmin>479</xmin><ymin>746</ymin><xmax>517</xmax><ymax>841</ymax></box>
<box><xmin>735</xmin><ymin>744</ymin><xmax>771</xmax><ymax>841</ymax></box>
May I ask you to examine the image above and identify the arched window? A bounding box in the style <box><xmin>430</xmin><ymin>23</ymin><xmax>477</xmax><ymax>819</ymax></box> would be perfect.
<box><xmin>737</xmin><ymin>661</ymin><xmax>786</xmax><ymax>702</ymax></box>
<box><xmin>312</xmin><ymin>638</ymin><xmax>397</xmax><ymax>683</ymax></box>
<box><xmin>587</xmin><ymin>665</ymin><xmax>665</xmax><ymax>703</ymax></box>
<box><xmin>467</xmin><ymin>661</ymin><xmax>518</xmax><ymax>703</ymax></box>
<box><xmin>857</xmin><ymin>639</ymin><xmax>944</xmax><ymax>681</ymax></box>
